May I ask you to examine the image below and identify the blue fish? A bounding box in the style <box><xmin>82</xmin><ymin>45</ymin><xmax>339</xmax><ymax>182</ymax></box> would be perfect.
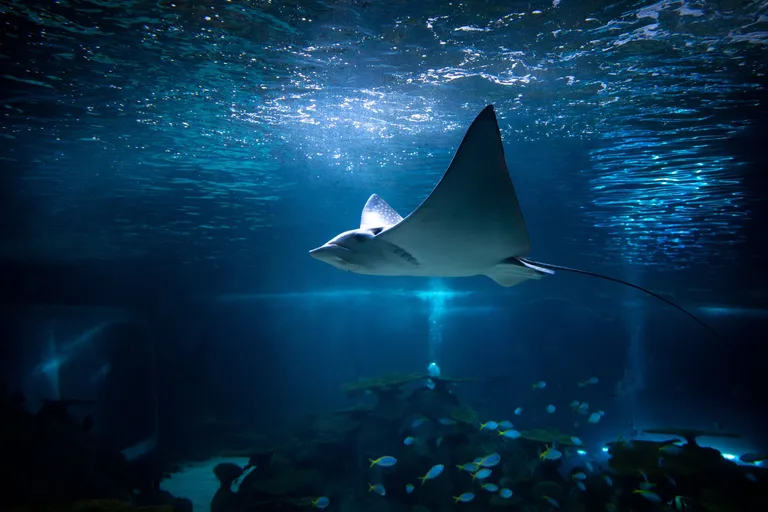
<box><xmin>453</xmin><ymin>492</ymin><xmax>475</xmax><ymax>503</ymax></box>
<box><xmin>456</xmin><ymin>462</ymin><xmax>479</xmax><ymax>472</ymax></box>
<box><xmin>633</xmin><ymin>489</ymin><xmax>661</xmax><ymax>504</ymax></box>
<box><xmin>479</xmin><ymin>452</ymin><xmax>501</xmax><ymax>467</ymax></box>
<box><xmin>472</xmin><ymin>468</ymin><xmax>492</xmax><ymax>480</ymax></box>
<box><xmin>369</xmin><ymin>456</ymin><xmax>397</xmax><ymax>468</ymax></box>
<box><xmin>418</xmin><ymin>464</ymin><xmax>444</xmax><ymax>485</ymax></box>
<box><xmin>481</xmin><ymin>483</ymin><xmax>499</xmax><ymax>492</ymax></box>
<box><xmin>403</xmin><ymin>436</ymin><xmax>415</xmax><ymax>446</ymax></box>
<box><xmin>499</xmin><ymin>429</ymin><xmax>521</xmax><ymax>439</ymax></box>
<box><xmin>660</xmin><ymin>444</ymin><xmax>683</xmax><ymax>456</ymax></box>
<box><xmin>405</xmin><ymin>483</ymin><xmax>414</xmax><ymax>494</ymax></box>
<box><xmin>368</xmin><ymin>483</ymin><xmax>386</xmax><ymax>496</ymax></box>
<box><xmin>311</xmin><ymin>497</ymin><xmax>330</xmax><ymax>509</ymax></box>
<box><xmin>499</xmin><ymin>420</ymin><xmax>514</xmax><ymax>429</ymax></box>
<box><xmin>499</xmin><ymin>488</ymin><xmax>513</xmax><ymax>498</ymax></box>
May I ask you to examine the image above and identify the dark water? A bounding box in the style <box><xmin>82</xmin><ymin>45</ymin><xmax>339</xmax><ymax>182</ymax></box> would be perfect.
<box><xmin>1</xmin><ymin>0</ymin><xmax>767</xmax><ymax>510</ymax></box>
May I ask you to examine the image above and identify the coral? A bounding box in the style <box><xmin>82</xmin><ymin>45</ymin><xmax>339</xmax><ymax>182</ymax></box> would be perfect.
<box><xmin>520</xmin><ymin>429</ymin><xmax>580</xmax><ymax>447</ymax></box>
<box><xmin>448</xmin><ymin>404</ymin><xmax>479</xmax><ymax>425</ymax></box>
<box><xmin>342</xmin><ymin>374</ymin><xmax>479</xmax><ymax>394</ymax></box>
<box><xmin>643</xmin><ymin>428</ymin><xmax>740</xmax><ymax>446</ymax></box>
<box><xmin>213</xmin><ymin>463</ymin><xmax>243</xmax><ymax>489</ymax></box>
<box><xmin>245</xmin><ymin>468</ymin><xmax>326</xmax><ymax>497</ymax></box>
<box><xmin>531</xmin><ymin>481</ymin><xmax>564</xmax><ymax>501</ymax></box>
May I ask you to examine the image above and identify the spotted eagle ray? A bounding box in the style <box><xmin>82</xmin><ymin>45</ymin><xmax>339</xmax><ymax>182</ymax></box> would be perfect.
<box><xmin>309</xmin><ymin>105</ymin><xmax>718</xmax><ymax>337</ymax></box>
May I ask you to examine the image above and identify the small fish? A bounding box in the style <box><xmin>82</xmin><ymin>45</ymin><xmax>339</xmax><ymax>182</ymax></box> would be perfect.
<box><xmin>570</xmin><ymin>400</ymin><xmax>580</xmax><ymax>409</ymax></box>
<box><xmin>499</xmin><ymin>429</ymin><xmax>521</xmax><ymax>439</ymax></box>
<box><xmin>418</xmin><ymin>464</ymin><xmax>444</xmax><ymax>485</ymax></box>
<box><xmin>579</xmin><ymin>377</ymin><xmax>599</xmax><ymax>387</ymax></box>
<box><xmin>540</xmin><ymin>444</ymin><xmax>562</xmax><ymax>461</ymax></box>
<box><xmin>514</xmin><ymin>407</ymin><xmax>524</xmax><ymax>415</ymax></box>
<box><xmin>669</xmin><ymin>495</ymin><xmax>692</xmax><ymax>511</ymax></box>
<box><xmin>436</xmin><ymin>436</ymin><xmax>443</xmax><ymax>447</ymax></box>
<box><xmin>405</xmin><ymin>483</ymin><xmax>414</xmax><ymax>494</ymax></box>
<box><xmin>633</xmin><ymin>489</ymin><xmax>661</xmax><ymax>503</ymax></box>
<box><xmin>576</xmin><ymin>481</ymin><xmax>586</xmax><ymax>492</ymax></box>
<box><xmin>479</xmin><ymin>420</ymin><xmax>499</xmax><ymax>431</ymax></box>
<box><xmin>638</xmin><ymin>469</ymin><xmax>655</xmax><ymax>489</ymax></box>
<box><xmin>499</xmin><ymin>420</ymin><xmax>514</xmax><ymax>429</ymax></box>
<box><xmin>481</xmin><ymin>482</ymin><xmax>499</xmax><ymax>492</ymax></box>
<box><xmin>472</xmin><ymin>468</ymin><xmax>492</xmax><ymax>480</ymax></box>
<box><xmin>411</xmin><ymin>417</ymin><xmax>427</xmax><ymax>428</ymax></box>
<box><xmin>369</xmin><ymin>456</ymin><xmax>397</xmax><ymax>468</ymax></box>
<box><xmin>585</xmin><ymin>461</ymin><xmax>594</xmax><ymax>472</ymax></box>
<box><xmin>745</xmin><ymin>472</ymin><xmax>757</xmax><ymax>482</ymax></box>
<box><xmin>577</xmin><ymin>402</ymin><xmax>590</xmax><ymax>415</ymax></box>
<box><xmin>546</xmin><ymin>404</ymin><xmax>556</xmax><ymax>414</ymax></box>
<box><xmin>403</xmin><ymin>436</ymin><xmax>415</xmax><ymax>446</ymax></box>
<box><xmin>659</xmin><ymin>444</ymin><xmax>683</xmax><ymax>456</ymax></box>
<box><xmin>665</xmin><ymin>474</ymin><xmax>677</xmax><ymax>487</ymax></box>
<box><xmin>587</xmin><ymin>412</ymin><xmax>601</xmax><ymax>423</ymax></box>
<box><xmin>604</xmin><ymin>475</ymin><xmax>613</xmax><ymax>486</ymax></box>
<box><xmin>499</xmin><ymin>488</ymin><xmax>513</xmax><ymax>498</ymax></box>
<box><xmin>438</xmin><ymin>418</ymin><xmax>456</xmax><ymax>426</ymax></box>
<box><xmin>572</xmin><ymin>472</ymin><xmax>587</xmax><ymax>481</ymax></box>
<box><xmin>453</xmin><ymin>492</ymin><xmax>475</xmax><ymax>503</ymax></box>
<box><xmin>368</xmin><ymin>483</ymin><xmax>386</xmax><ymax>496</ymax></box>
<box><xmin>740</xmin><ymin>452</ymin><xmax>767</xmax><ymax>463</ymax></box>
<box><xmin>543</xmin><ymin>495</ymin><xmax>560</xmax><ymax>508</ymax></box>
<box><xmin>425</xmin><ymin>378</ymin><xmax>436</xmax><ymax>390</ymax></box>
<box><xmin>533</xmin><ymin>381</ymin><xmax>547</xmax><ymax>390</ymax></box>
<box><xmin>456</xmin><ymin>462</ymin><xmax>479</xmax><ymax>472</ymax></box>
<box><xmin>571</xmin><ymin>436</ymin><xmax>582</xmax><ymax>446</ymax></box>
<box><xmin>478</xmin><ymin>452</ymin><xmax>501</xmax><ymax>467</ymax></box>
<box><xmin>311</xmin><ymin>497</ymin><xmax>330</xmax><ymax>509</ymax></box>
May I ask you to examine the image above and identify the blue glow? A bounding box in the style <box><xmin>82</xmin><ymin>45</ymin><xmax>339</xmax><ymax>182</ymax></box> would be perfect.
<box><xmin>698</xmin><ymin>306</ymin><xmax>768</xmax><ymax>318</ymax></box>
<box><xmin>424</xmin><ymin>279</ymin><xmax>450</xmax><ymax>363</ymax></box>
<box><xmin>208</xmin><ymin>289</ymin><xmax>475</xmax><ymax>303</ymax></box>
<box><xmin>722</xmin><ymin>453</ymin><xmax>736</xmax><ymax>460</ymax></box>
<box><xmin>601</xmin><ymin>447</ymin><xmax>609</xmax><ymax>453</ymax></box>
<box><xmin>577</xmin><ymin>450</ymin><xmax>587</xmax><ymax>456</ymax></box>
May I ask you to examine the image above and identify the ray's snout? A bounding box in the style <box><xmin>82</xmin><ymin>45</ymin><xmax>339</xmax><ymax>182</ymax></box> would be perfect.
<box><xmin>308</xmin><ymin>245</ymin><xmax>326</xmax><ymax>259</ymax></box>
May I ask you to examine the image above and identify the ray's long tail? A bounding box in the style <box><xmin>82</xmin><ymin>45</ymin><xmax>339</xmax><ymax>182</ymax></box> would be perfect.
<box><xmin>519</xmin><ymin>257</ymin><xmax>723</xmax><ymax>342</ymax></box>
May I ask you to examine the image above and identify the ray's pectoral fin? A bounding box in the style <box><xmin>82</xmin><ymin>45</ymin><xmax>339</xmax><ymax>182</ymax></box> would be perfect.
<box><xmin>484</xmin><ymin>257</ymin><xmax>555</xmax><ymax>287</ymax></box>
<box><xmin>360</xmin><ymin>194</ymin><xmax>403</xmax><ymax>231</ymax></box>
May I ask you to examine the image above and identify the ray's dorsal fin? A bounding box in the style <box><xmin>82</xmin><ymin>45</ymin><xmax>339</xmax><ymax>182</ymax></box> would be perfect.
<box><xmin>360</xmin><ymin>194</ymin><xmax>403</xmax><ymax>230</ymax></box>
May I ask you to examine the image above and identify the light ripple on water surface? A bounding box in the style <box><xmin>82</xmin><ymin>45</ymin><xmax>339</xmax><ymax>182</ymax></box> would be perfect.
<box><xmin>0</xmin><ymin>0</ymin><xmax>765</xmax><ymax>268</ymax></box>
